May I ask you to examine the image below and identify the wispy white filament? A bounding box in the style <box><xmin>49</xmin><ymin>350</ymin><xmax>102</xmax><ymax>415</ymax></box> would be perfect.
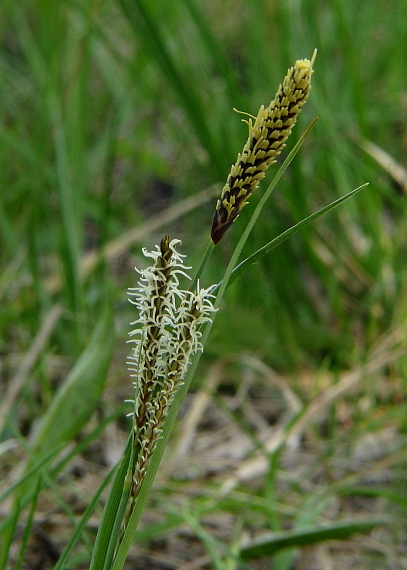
<box><xmin>126</xmin><ymin>238</ymin><xmax>216</xmax><ymax>487</ymax></box>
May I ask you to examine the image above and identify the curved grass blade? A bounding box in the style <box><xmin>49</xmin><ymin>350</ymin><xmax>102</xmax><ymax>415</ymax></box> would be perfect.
<box><xmin>0</xmin><ymin>443</ymin><xmax>64</xmax><ymax>508</ymax></box>
<box><xmin>339</xmin><ymin>486</ymin><xmax>407</xmax><ymax>508</ymax></box>
<box><xmin>53</xmin><ymin>466</ymin><xmax>115</xmax><ymax>570</ymax></box>
<box><xmin>117</xmin><ymin>0</ymin><xmax>225</xmax><ymax>176</ymax></box>
<box><xmin>182</xmin><ymin>0</ymin><xmax>242</xmax><ymax>97</ymax></box>
<box><xmin>31</xmin><ymin>306</ymin><xmax>114</xmax><ymax>458</ymax></box>
<box><xmin>0</xmin><ymin>442</ymin><xmax>66</xmax><ymax>564</ymax></box>
<box><xmin>14</xmin><ymin>476</ymin><xmax>41</xmax><ymax>570</ymax></box>
<box><xmin>217</xmin><ymin>182</ymin><xmax>369</xmax><ymax>292</ymax></box>
<box><xmin>53</xmin><ymin>417</ymin><xmax>130</xmax><ymax>569</ymax></box>
<box><xmin>240</xmin><ymin>517</ymin><xmax>388</xmax><ymax>560</ymax></box>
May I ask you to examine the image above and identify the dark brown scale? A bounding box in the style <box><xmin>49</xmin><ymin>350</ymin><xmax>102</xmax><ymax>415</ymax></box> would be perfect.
<box><xmin>225</xmin><ymin>201</ymin><xmax>239</xmax><ymax>217</ymax></box>
<box><xmin>214</xmin><ymin>206</ymin><xmax>229</xmax><ymax>225</ymax></box>
<box><xmin>211</xmin><ymin>209</ymin><xmax>234</xmax><ymax>244</ymax></box>
<box><xmin>223</xmin><ymin>189</ymin><xmax>231</xmax><ymax>202</ymax></box>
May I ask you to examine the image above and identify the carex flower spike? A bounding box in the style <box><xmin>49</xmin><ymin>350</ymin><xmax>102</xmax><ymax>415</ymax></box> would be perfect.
<box><xmin>211</xmin><ymin>51</ymin><xmax>316</xmax><ymax>244</ymax></box>
<box><xmin>127</xmin><ymin>237</ymin><xmax>216</xmax><ymax>497</ymax></box>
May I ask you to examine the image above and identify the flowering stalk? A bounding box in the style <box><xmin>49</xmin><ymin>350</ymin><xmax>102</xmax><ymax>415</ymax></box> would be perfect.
<box><xmin>92</xmin><ymin>53</ymin><xmax>319</xmax><ymax>568</ymax></box>
<box><xmin>127</xmin><ymin>237</ymin><xmax>216</xmax><ymax>500</ymax></box>
<box><xmin>211</xmin><ymin>51</ymin><xmax>316</xmax><ymax>244</ymax></box>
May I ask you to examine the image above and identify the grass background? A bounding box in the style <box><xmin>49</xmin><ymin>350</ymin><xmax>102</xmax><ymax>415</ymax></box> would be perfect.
<box><xmin>1</xmin><ymin>0</ymin><xmax>407</xmax><ymax>568</ymax></box>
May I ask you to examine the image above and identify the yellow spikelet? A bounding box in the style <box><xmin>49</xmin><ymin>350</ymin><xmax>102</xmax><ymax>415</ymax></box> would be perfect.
<box><xmin>211</xmin><ymin>51</ymin><xmax>316</xmax><ymax>244</ymax></box>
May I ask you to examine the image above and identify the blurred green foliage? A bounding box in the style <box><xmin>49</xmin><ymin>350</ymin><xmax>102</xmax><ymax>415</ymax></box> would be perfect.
<box><xmin>1</xmin><ymin>0</ymin><xmax>407</xmax><ymax>369</ymax></box>
<box><xmin>1</xmin><ymin>0</ymin><xmax>407</xmax><ymax>567</ymax></box>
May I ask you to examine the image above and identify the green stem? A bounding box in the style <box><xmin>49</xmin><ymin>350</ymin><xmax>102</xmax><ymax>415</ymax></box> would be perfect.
<box><xmin>112</xmin><ymin>120</ymin><xmax>319</xmax><ymax>569</ymax></box>
<box><xmin>190</xmin><ymin>240</ymin><xmax>214</xmax><ymax>291</ymax></box>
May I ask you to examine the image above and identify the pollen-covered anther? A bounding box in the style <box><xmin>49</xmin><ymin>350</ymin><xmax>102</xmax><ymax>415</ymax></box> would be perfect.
<box><xmin>210</xmin><ymin>52</ymin><xmax>315</xmax><ymax>244</ymax></box>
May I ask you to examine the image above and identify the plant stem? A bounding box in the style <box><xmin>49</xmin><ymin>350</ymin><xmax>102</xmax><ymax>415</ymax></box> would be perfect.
<box><xmin>190</xmin><ymin>240</ymin><xmax>214</xmax><ymax>291</ymax></box>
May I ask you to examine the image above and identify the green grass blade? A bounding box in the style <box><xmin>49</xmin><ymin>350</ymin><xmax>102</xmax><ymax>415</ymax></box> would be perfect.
<box><xmin>116</xmin><ymin>0</ymin><xmax>225</xmax><ymax>176</ymax></box>
<box><xmin>31</xmin><ymin>306</ymin><xmax>114</xmax><ymax>458</ymax></box>
<box><xmin>50</xmin><ymin>406</ymin><xmax>126</xmax><ymax>478</ymax></box>
<box><xmin>0</xmin><ymin>444</ymin><xmax>66</xmax><ymax>563</ymax></box>
<box><xmin>339</xmin><ymin>486</ymin><xmax>407</xmax><ymax>509</ymax></box>
<box><xmin>49</xmin><ymin>95</ymin><xmax>83</xmax><ymax>322</ymax></box>
<box><xmin>221</xmin><ymin>182</ymin><xmax>369</xmax><ymax>291</ymax></box>
<box><xmin>0</xmin><ymin>443</ymin><xmax>64</xmax><ymax>508</ymax></box>
<box><xmin>88</xmin><ymin>432</ymin><xmax>133</xmax><ymax>570</ymax></box>
<box><xmin>13</xmin><ymin>476</ymin><xmax>42</xmax><ymax>570</ymax></box>
<box><xmin>180</xmin><ymin>0</ymin><xmax>243</xmax><ymax>107</ymax></box>
<box><xmin>0</xmin><ymin>493</ymin><xmax>22</xmax><ymax>570</ymax></box>
<box><xmin>190</xmin><ymin>240</ymin><xmax>214</xmax><ymax>291</ymax></box>
<box><xmin>54</xmin><ymin>466</ymin><xmax>115</xmax><ymax>570</ymax></box>
<box><xmin>240</xmin><ymin>517</ymin><xmax>389</xmax><ymax>560</ymax></box>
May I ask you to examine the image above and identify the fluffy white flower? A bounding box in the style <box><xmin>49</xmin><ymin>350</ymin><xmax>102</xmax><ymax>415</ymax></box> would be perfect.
<box><xmin>126</xmin><ymin>238</ymin><xmax>217</xmax><ymax>481</ymax></box>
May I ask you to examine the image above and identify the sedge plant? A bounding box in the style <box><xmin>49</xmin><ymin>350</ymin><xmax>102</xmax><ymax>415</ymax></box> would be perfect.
<box><xmin>87</xmin><ymin>50</ymin><xmax>369</xmax><ymax>569</ymax></box>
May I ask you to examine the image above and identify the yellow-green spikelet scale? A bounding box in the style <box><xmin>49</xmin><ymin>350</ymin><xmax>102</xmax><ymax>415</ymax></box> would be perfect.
<box><xmin>211</xmin><ymin>54</ymin><xmax>315</xmax><ymax>244</ymax></box>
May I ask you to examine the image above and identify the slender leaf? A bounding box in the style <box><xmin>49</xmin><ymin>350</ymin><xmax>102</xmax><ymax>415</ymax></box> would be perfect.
<box><xmin>220</xmin><ymin>182</ymin><xmax>369</xmax><ymax>291</ymax></box>
<box><xmin>54</xmin><ymin>466</ymin><xmax>115</xmax><ymax>570</ymax></box>
<box><xmin>240</xmin><ymin>517</ymin><xmax>389</xmax><ymax>560</ymax></box>
<box><xmin>88</xmin><ymin>432</ymin><xmax>133</xmax><ymax>570</ymax></box>
<box><xmin>116</xmin><ymin>0</ymin><xmax>225</xmax><ymax>175</ymax></box>
<box><xmin>31</xmin><ymin>306</ymin><xmax>114</xmax><ymax>457</ymax></box>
